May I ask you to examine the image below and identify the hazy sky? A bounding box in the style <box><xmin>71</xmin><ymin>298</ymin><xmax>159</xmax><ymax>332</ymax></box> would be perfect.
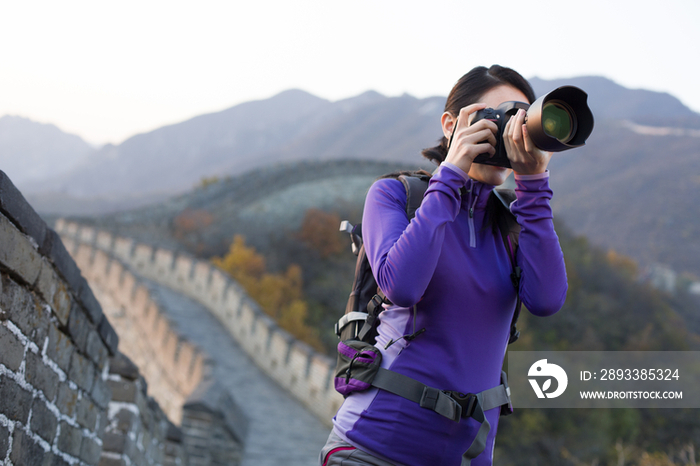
<box><xmin>1</xmin><ymin>0</ymin><xmax>698</xmax><ymax>145</ymax></box>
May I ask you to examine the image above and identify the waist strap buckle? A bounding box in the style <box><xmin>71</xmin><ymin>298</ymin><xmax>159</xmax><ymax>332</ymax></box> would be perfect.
<box><xmin>449</xmin><ymin>391</ymin><xmax>478</xmax><ymax>418</ymax></box>
<box><xmin>419</xmin><ymin>387</ymin><xmax>463</xmax><ymax>422</ymax></box>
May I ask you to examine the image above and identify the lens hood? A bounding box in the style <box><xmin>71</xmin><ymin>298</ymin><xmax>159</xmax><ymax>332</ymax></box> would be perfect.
<box><xmin>525</xmin><ymin>86</ymin><xmax>594</xmax><ymax>152</ymax></box>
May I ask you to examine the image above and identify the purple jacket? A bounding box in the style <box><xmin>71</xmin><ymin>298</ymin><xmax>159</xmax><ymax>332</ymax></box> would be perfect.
<box><xmin>332</xmin><ymin>164</ymin><xmax>568</xmax><ymax>466</ymax></box>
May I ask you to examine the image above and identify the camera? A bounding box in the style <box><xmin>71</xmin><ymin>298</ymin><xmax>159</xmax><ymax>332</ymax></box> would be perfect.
<box><xmin>469</xmin><ymin>86</ymin><xmax>594</xmax><ymax>168</ymax></box>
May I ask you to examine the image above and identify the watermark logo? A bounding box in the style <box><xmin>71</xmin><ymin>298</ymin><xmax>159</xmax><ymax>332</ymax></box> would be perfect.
<box><xmin>528</xmin><ymin>359</ymin><xmax>568</xmax><ymax>399</ymax></box>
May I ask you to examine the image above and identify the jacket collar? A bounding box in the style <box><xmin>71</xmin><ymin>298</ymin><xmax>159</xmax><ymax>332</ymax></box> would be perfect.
<box><xmin>462</xmin><ymin>178</ymin><xmax>496</xmax><ymax>210</ymax></box>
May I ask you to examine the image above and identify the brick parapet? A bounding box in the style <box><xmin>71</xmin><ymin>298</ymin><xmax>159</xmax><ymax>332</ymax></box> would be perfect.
<box><xmin>56</xmin><ymin>220</ymin><xmax>343</xmax><ymax>426</ymax></box>
<box><xmin>181</xmin><ymin>378</ymin><xmax>247</xmax><ymax>465</ymax></box>
<box><xmin>57</xmin><ymin>224</ymin><xmax>247</xmax><ymax>464</ymax></box>
<box><xmin>66</xmin><ymin>241</ymin><xmax>210</xmax><ymax>426</ymax></box>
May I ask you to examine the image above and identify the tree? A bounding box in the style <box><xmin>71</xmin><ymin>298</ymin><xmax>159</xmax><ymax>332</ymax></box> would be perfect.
<box><xmin>212</xmin><ymin>235</ymin><xmax>322</xmax><ymax>350</ymax></box>
<box><xmin>297</xmin><ymin>208</ymin><xmax>343</xmax><ymax>258</ymax></box>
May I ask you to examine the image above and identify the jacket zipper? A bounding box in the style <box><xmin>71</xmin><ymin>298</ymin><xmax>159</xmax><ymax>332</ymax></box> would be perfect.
<box><xmin>467</xmin><ymin>183</ymin><xmax>479</xmax><ymax>248</ymax></box>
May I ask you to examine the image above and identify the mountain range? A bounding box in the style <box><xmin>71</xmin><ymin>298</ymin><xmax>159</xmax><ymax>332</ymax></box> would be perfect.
<box><xmin>15</xmin><ymin>75</ymin><xmax>700</xmax><ymax>201</ymax></box>
<box><xmin>3</xmin><ymin>76</ymin><xmax>700</xmax><ymax>279</ymax></box>
<box><xmin>0</xmin><ymin>115</ymin><xmax>94</xmax><ymax>185</ymax></box>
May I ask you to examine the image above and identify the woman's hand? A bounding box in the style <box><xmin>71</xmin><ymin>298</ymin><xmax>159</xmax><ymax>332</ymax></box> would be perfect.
<box><xmin>503</xmin><ymin>108</ymin><xmax>552</xmax><ymax>175</ymax></box>
<box><xmin>443</xmin><ymin>103</ymin><xmax>499</xmax><ymax>175</ymax></box>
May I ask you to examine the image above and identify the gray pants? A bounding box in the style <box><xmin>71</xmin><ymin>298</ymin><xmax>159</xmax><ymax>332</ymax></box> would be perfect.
<box><xmin>319</xmin><ymin>430</ymin><xmax>398</xmax><ymax>466</ymax></box>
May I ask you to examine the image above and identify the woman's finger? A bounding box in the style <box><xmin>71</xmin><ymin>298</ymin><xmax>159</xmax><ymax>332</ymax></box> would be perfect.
<box><xmin>472</xmin><ymin>141</ymin><xmax>496</xmax><ymax>157</ymax></box>
<box><xmin>522</xmin><ymin>124</ymin><xmax>537</xmax><ymax>155</ymax></box>
<box><xmin>464</xmin><ymin>127</ymin><xmax>498</xmax><ymax>147</ymax></box>
<box><xmin>454</xmin><ymin>103</ymin><xmax>488</xmax><ymax>134</ymax></box>
<box><xmin>468</xmin><ymin>118</ymin><xmax>499</xmax><ymax>135</ymax></box>
<box><xmin>510</xmin><ymin>109</ymin><xmax>525</xmax><ymax>146</ymax></box>
<box><xmin>452</xmin><ymin>128</ymin><xmax>497</xmax><ymax>160</ymax></box>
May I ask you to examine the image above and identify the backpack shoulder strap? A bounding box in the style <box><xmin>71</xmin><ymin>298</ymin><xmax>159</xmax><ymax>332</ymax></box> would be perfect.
<box><xmin>493</xmin><ymin>188</ymin><xmax>520</xmax><ymax>251</ymax></box>
<box><xmin>492</xmin><ymin>188</ymin><xmax>523</xmax><ymax>344</ymax></box>
<box><xmin>339</xmin><ymin>172</ymin><xmax>430</xmax><ymax>343</ymax></box>
<box><xmin>398</xmin><ymin>174</ymin><xmax>430</xmax><ymax>220</ymax></box>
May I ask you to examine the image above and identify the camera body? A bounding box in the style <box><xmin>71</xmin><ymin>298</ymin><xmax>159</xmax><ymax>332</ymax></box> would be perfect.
<box><xmin>470</xmin><ymin>101</ymin><xmax>530</xmax><ymax>168</ymax></box>
<box><xmin>469</xmin><ymin>86</ymin><xmax>594</xmax><ymax>168</ymax></box>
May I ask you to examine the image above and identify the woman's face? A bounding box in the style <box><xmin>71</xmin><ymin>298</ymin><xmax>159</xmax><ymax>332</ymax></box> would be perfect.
<box><xmin>450</xmin><ymin>85</ymin><xmax>530</xmax><ymax>186</ymax></box>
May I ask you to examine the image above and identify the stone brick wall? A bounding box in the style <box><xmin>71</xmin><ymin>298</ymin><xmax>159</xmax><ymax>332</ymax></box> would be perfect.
<box><xmin>55</xmin><ymin>221</ymin><xmax>343</xmax><ymax>427</ymax></box>
<box><xmin>1</xmin><ymin>170</ymin><xmax>117</xmax><ymax>465</ymax></box>
<box><xmin>0</xmin><ymin>171</ymin><xmax>245</xmax><ymax>465</ymax></box>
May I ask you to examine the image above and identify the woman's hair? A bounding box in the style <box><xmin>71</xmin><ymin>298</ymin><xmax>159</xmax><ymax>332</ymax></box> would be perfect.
<box><xmin>421</xmin><ymin>65</ymin><xmax>536</xmax><ymax>164</ymax></box>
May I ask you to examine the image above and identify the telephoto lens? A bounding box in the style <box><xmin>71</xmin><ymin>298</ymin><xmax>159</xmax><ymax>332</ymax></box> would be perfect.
<box><xmin>470</xmin><ymin>85</ymin><xmax>594</xmax><ymax>168</ymax></box>
<box><xmin>524</xmin><ymin>86</ymin><xmax>594</xmax><ymax>152</ymax></box>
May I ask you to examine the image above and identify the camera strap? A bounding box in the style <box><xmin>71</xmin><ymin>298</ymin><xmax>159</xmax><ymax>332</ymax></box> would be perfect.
<box><xmin>446</xmin><ymin>117</ymin><xmax>459</xmax><ymax>151</ymax></box>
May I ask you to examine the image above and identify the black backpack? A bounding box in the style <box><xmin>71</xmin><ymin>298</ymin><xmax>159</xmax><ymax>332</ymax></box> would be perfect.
<box><xmin>336</xmin><ymin>172</ymin><xmax>523</xmax><ymax>346</ymax></box>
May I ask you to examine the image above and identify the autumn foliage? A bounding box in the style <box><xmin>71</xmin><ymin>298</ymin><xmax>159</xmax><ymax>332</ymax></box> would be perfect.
<box><xmin>297</xmin><ymin>208</ymin><xmax>343</xmax><ymax>258</ymax></box>
<box><xmin>212</xmin><ymin>235</ymin><xmax>322</xmax><ymax>350</ymax></box>
<box><xmin>173</xmin><ymin>208</ymin><xmax>214</xmax><ymax>235</ymax></box>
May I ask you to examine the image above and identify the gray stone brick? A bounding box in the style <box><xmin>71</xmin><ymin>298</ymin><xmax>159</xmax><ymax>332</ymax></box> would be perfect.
<box><xmin>35</xmin><ymin>260</ymin><xmax>57</xmax><ymax>307</ymax></box>
<box><xmin>76</xmin><ymin>396</ymin><xmax>98</xmax><ymax>431</ymax></box>
<box><xmin>25</xmin><ymin>350</ymin><xmax>59</xmax><ymax>401</ymax></box>
<box><xmin>46</xmin><ymin>324</ymin><xmax>74</xmax><ymax>374</ymax></box>
<box><xmin>52</xmin><ymin>283</ymin><xmax>72</xmax><ymax>327</ymax></box>
<box><xmin>10</xmin><ymin>428</ymin><xmax>51</xmax><ymax>466</ymax></box>
<box><xmin>129</xmin><ymin>445</ymin><xmax>146</xmax><ymax>466</ymax></box>
<box><xmin>98</xmin><ymin>456</ymin><xmax>128</xmax><ymax>466</ymax></box>
<box><xmin>31</xmin><ymin>397</ymin><xmax>58</xmax><ymax>443</ymax></box>
<box><xmin>0</xmin><ymin>273</ymin><xmax>4</xmax><ymax>321</ymax></box>
<box><xmin>0</xmin><ymin>274</ymin><xmax>23</xmax><ymax>314</ymax></box>
<box><xmin>102</xmin><ymin>431</ymin><xmax>127</xmax><ymax>453</ymax></box>
<box><xmin>0</xmin><ymin>322</ymin><xmax>25</xmax><ymax>371</ymax></box>
<box><xmin>98</xmin><ymin>314</ymin><xmax>119</xmax><ymax>356</ymax></box>
<box><xmin>91</xmin><ymin>375</ymin><xmax>112</xmax><ymax>410</ymax></box>
<box><xmin>51</xmin><ymin>454</ymin><xmax>71</xmax><ymax>466</ymax></box>
<box><xmin>68</xmin><ymin>350</ymin><xmax>95</xmax><ymax>393</ymax></box>
<box><xmin>108</xmin><ymin>379</ymin><xmax>137</xmax><ymax>403</ymax></box>
<box><xmin>97</xmin><ymin>410</ymin><xmax>109</xmax><ymax>437</ymax></box>
<box><xmin>0</xmin><ymin>376</ymin><xmax>33</xmax><ymax>423</ymax></box>
<box><xmin>40</xmin><ymin>229</ymin><xmax>84</xmax><ymax>296</ymax></box>
<box><xmin>109</xmin><ymin>352</ymin><xmax>139</xmax><ymax>380</ymax></box>
<box><xmin>55</xmin><ymin>382</ymin><xmax>78</xmax><ymax>417</ymax></box>
<box><xmin>80</xmin><ymin>436</ymin><xmax>102</xmax><ymax>464</ymax></box>
<box><xmin>0</xmin><ymin>273</ymin><xmax>49</xmax><ymax>346</ymax></box>
<box><xmin>0</xmin><ymin>170</ymin><xmax>48</xmax><ymax>248</ymax></box>
<box><xmin>35</xmin><ymin>262</ymin><xmax>72</xmax><ymax>326</ymax></box>
<box><xmin>57</xmin><ymin>421</ymin><xmax>83</xmax><ymax>457</ymax></box>
<box><xmin>76</xmin><ymin>277</ymin><xmax>103</xmax><ymax>325</ymax></box>
<box><xmin>0</xmin><ymin>211</ymin><xmax>43</xmax><ymax>285</ymax></box>
<box><xmin>0</xmin><ymin>423</ymin><xmax>9</xmax><ymax>459</ymax></box>
<box><xmin>25</xmin><ymin>304</ymin><xmax>50</xmax><ymax>348</ymax></box>
<box><xmin>67</xmin><ymin>301</ymin><xmax>90</xmax><ymax>353</ymax></box>
<box><xmin>86</xmin><ymin>329</ymin><xmax>109</xmax><ymax>369</ymax></box>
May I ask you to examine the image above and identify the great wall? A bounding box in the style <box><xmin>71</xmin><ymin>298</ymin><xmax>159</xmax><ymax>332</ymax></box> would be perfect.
<box><xmin>0</xmin><ymin>170</ymin><xmax>336</xmax><ymax>465</ymax></box>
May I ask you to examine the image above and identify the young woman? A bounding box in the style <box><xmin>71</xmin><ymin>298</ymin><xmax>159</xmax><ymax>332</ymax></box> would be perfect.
<box><xmin>320</xmin><ymin>65</ymin><xmax>568</xmax><ymax>466</ymax></box>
